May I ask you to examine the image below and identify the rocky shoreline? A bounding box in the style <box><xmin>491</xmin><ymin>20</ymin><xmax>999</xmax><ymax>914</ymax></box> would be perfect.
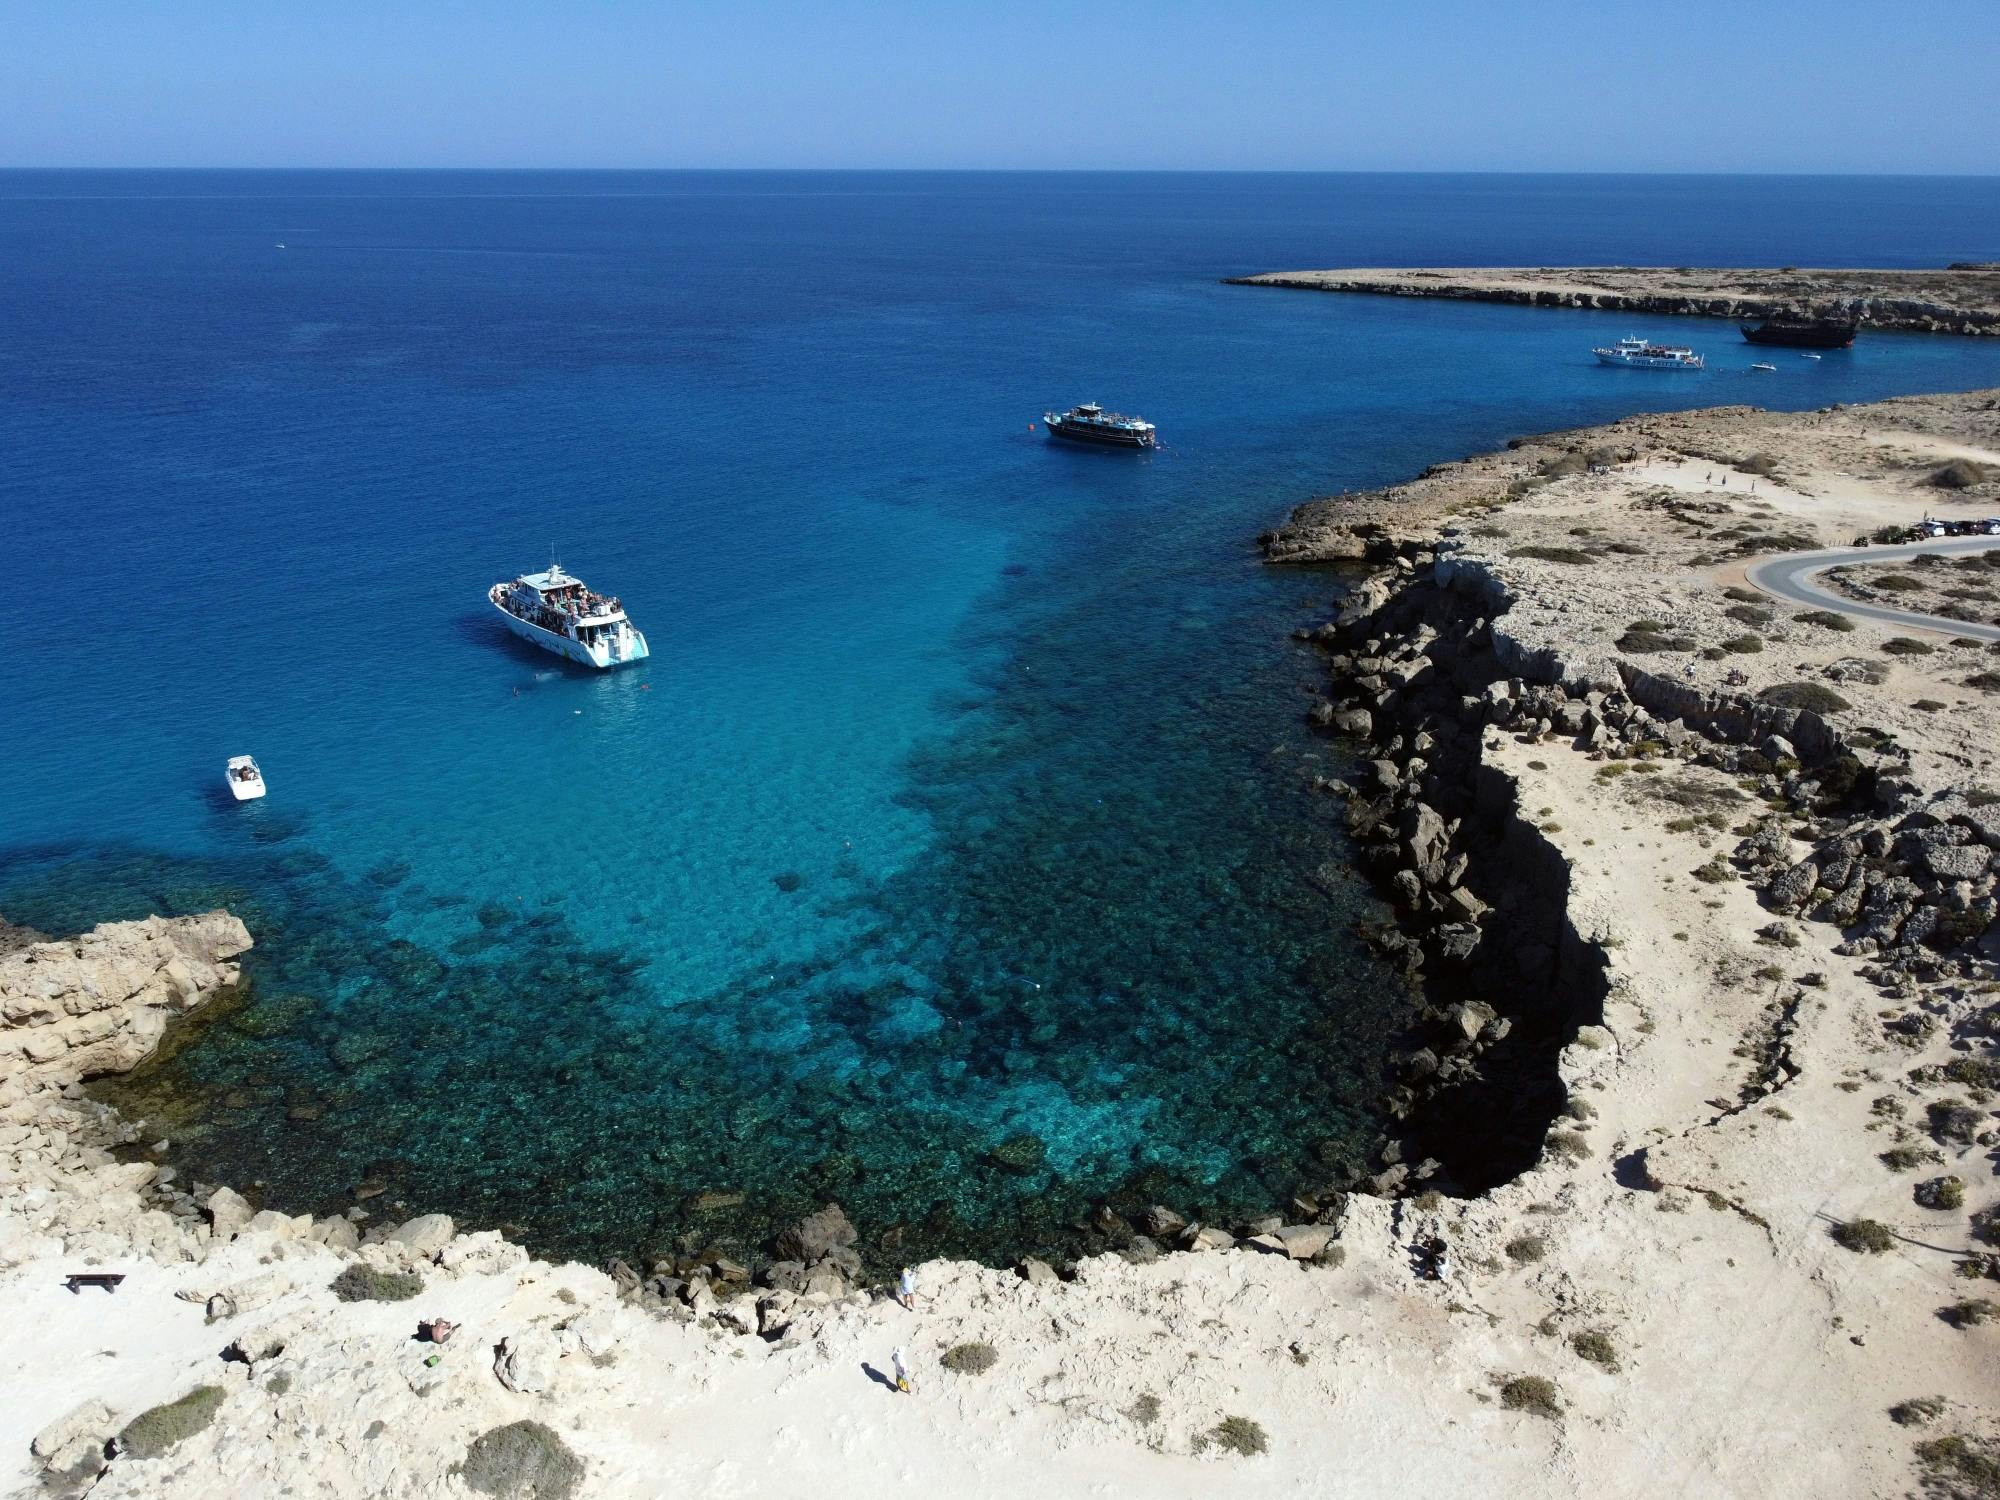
<box><xmin>1227</xmin><ymin>264</ymin><xmax>2000</xmax><ymax>336</ymax></box>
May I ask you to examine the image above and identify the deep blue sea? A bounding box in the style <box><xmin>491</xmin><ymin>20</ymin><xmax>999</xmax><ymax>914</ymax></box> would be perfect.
<box><xmin>5</xmin><ymin>172</ymin><xmax>2000</xmax><ymax>1263</ymax></box>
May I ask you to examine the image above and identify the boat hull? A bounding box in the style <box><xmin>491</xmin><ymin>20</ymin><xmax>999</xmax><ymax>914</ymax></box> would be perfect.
<box><xmin>1593</xmin><ymin>351</ymin><xmax>1703</xmax><ymax>370</ymax></box>
<box><xmin>1046</xmin><ymin>419</ymin><xmax>1155</xmax><ymax>449</ymax></box>
<box><xmin>491</xmin><ymin>597</ymin><xmax>650</xmax><ymax>669</ymax></box>
<box><xmin>1741</xmin><ymin>321</ymin><xmax>1856</xmax><ymax>349</ymax></box>
<box><xmin>227</xmin><ymin>778</ymin><xmax>265</xmax><ymax>801</ymax></box>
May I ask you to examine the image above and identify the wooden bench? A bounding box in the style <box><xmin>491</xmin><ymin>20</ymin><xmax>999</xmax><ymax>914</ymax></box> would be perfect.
<box><xmin>64</xmin><ymin>1273</ymin><xmax>126</xmax><ymax>1295</ymax></box>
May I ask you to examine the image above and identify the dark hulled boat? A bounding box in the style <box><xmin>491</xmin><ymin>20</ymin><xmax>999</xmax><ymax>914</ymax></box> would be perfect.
<box><xmin>1740</xmin><ymin>316</ymin><xmax>1858</xmax><ymax>349</ymax></box>
<box><xmin>1042</xmin><ymin>402</ymin><xmax>1157</xmax><ymax>449</ymax></box>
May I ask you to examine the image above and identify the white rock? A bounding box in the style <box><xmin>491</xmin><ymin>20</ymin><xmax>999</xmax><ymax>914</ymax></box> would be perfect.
<box><xmin>437</xmin><ymin>1229</ymin><xmax>526</xmax><ymax>1276</ymax></box>
<box><xmin>210</xmin><ymin>1268</ymin><xmax>292</xmax><ymax>1316</ymax></box>
<box><xmin>32</xmin><ymin>1396</ymin><xmax>114</xmax><ymax>1470</ymax></box>
<box><xmin>205</xmin><ymin>1185</ymin><xmax>254</xmax><ymax>1239</ymax></box>
<box><xmin>244</xmin><ymin>1208</ymin><xmax>304</xmax><ymax>1240</ymax></box>
<box><xmin>565</xmin><ymin>1309</ymin><xmax>620</xmax><ymax>1358</ymax></box>
<box><xmin>389</xmin><ymin>1213</ymin><xmax>455</xmax><ymax>1257</ymax></box>
<box><xmin>495</xmin><ymin>1329</ymin><xmax>562</xmax><ymax>1394</ymax></box>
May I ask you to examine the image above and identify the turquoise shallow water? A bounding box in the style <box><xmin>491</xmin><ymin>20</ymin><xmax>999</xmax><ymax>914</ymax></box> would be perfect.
<box><xmin>5</xmin><ymin>171</ymin><xmax>2000</xmax><ymax>1263</ymax></box>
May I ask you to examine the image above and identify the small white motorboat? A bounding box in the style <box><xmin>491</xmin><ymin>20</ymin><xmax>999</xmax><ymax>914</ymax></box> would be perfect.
<box><xmin>1800</xmin><ymin>353</ymin><xmax>1822</xmax><ymax>360</ymax></box>
<box><xmin>1750</xmin><ymin>362</ymin><xmax>1777</xmax><ymax>373</ymax></box>
<box><xmin>226</xmin><ymin>755</ymin><xmax>267</xmax><ymax>801</ymax></box>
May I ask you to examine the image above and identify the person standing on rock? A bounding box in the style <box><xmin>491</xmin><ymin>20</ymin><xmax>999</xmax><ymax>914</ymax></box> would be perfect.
<box><xmin>896</xmin><ymin>1266</ymin><xmax>918</xmax><ymax>1312</ymax></box>
<box><xmin>892</xmin><ymin>1345</ymin><xmax>913</xmax><ymax>1394</ymax></box>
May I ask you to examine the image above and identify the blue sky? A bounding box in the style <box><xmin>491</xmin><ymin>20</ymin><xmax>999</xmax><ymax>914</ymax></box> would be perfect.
<box><xmin>4</xmin><ymin>0</ymin><xmax>1996</xmax><ymax>171</ymax></box>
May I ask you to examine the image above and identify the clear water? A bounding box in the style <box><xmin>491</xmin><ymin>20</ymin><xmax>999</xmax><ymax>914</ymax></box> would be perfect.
<box><xmin>5</xmin><ymin>172</ymin><xmax>2000</xmax><ymax>1264</ymax></box>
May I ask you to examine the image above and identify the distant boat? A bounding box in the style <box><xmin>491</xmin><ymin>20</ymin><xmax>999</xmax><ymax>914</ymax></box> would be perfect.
<box><xmin>226</xmin><ymin>755</ymin><xmax>267</xmax><ymax>801</ymax></box>
<box><xmin>1740</xmin><ymin>316</ymin><xmax>1857</xmax><ymax>349</ymax></box>
<box><xmin>1800</xmin><ymin>353</ymin><xmax>1822</xmax><ymax>360</ymax></box>
<box><xmin>1592</xmin><ymin>336</ymin><xmax>1704</xmax><ymax>371</ymax></box>
<box><xmin>1042</xmin><ymin>402</ymin><xmax>1158</xmax><ymax>449</ymax></box>
<box><xmin>1751</xmin><ymin>362</ymin><xmax>1778</xmax><ymax>373</ymax></box>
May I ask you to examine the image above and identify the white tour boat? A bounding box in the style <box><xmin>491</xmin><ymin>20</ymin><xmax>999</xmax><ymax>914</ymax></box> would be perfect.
<box><xmin>489</xmin><ymin>562</ymin><xmax>649</xmax><ymax>670</ymax></box>
<box><xmin>1591</xmin><ymin>335</ymin><xmax>1705</xmax><ymax>371</ymax></box>
<box><xmin>226</xmin><ymin>755</ymin><xmax>267</xmax><ymax>801</ymax></box>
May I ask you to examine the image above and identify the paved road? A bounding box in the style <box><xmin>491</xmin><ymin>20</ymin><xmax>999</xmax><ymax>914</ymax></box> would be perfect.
<box><xmin>1746</xmin><ymin>537</ymin><xmax>2000</xmax><ymax>643</ymax></box>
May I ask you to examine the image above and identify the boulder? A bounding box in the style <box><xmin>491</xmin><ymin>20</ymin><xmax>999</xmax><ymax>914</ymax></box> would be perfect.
<box><xmin>1402</xmin><ymin>802</ymin><xmax>1450</xmax><ymax>872</ymax></box>
<box><xmin>1926</xmin><ymin>843</ymin><xmax>1991</xmax><ymax>882</ymax></box>
<box><xmin>318</xmin><ymin>1216</ymin><xmax>361</xmax><ymax>1253</ymax></box>
<box><xmin>32</xmin><ymin>1397</ymin><xmax>115</xmax><ymax>1472</ymax></box>
<box><xmin>1446</xmin><ymin>1000</ymin><xmax>1498</xmax><ymax>1047</ymax></box>
<box><xmin>1332</xmin><ymin>708</ymin><xmax>1373</xmax><ymax>737</ymax></box>
<box><xmin>773</xmin><ymin>1203</ymin><xmax>857</xmax><ymax>1264</ymax></box>
<box><xmin>758</xmin><ymin>1260</ymin><xmax>808</xmax><ymax>1293</ymax></box>
<box><xmin>388</xmin><ymin>1213</ymin><xmax>455</xmax><ymax>1257</ymax></box>
<box><xmin>1248</xmin><ymin>1224</ymin><xmax>1337</xmax><ymax>1261</ymax></box>
<box><xmin>494</xmin><ymin>1330</ymin><xmax>563</xmax><ymax>1395</ymax></box>
<box><xmin>1141</xmin><ymin>1205</ymin><xmax>1188</xmax><ymax>1239</ymax></box>
<box><xmin>1017</xmin><ymin>1257</ymin><xmax>1059</xmax><ymax>1283</ymax></box>
<box><xmin>1766</xmin><ymin>858</ymin><xmax>1819</xmax><ymax>912</ymax></box>
<box><xmin>800</xmin><ymin>1264</ymin><xmax>850</xmax><ymax>1302</ymax></box>
<box><xmin>1181</xmin><ymin>1224</ymin><xmax>1236</xmax><ymax>1252</ymax></box>
<box><xmin>243</xmin><ymin>1209</ymin><xmax>306</xmax><ymax>1240</ymax></box>
<box><xmin>205</xmin><ymin>1186</ymin><xmax>254</xmax><ymax>1240</ymax></box>
<box><xmin>208</xmin><ymin>1269</ymin><xmax>291</xmax><ymax>1317</ymax></box>
<box><xmin>438</xmin><ymin>1230</ymin><xmax>526</xmax><ymax>1276</ymax></box>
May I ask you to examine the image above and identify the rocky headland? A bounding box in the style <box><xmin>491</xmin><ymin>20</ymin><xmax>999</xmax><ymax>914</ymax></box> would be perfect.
<box><xmin>1227</xmin><ymin>265</ymin><xmax>2000</xmax><ymax>337</ymax></box>
<box><xmin>7</xmin><ymin>388</ymin><xmax>2000</xmax><ymax>1498</ymax></box>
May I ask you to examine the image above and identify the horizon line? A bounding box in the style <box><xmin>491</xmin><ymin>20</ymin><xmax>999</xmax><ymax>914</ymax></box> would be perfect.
<box><xmin>4</xmin><ymin>166</ymin><xmax>1999</xmax><ymax>180</ymax></box>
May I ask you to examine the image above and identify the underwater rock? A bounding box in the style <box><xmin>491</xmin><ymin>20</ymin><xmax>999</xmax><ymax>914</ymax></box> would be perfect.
<box><xmin>986</xmin><ymin>1135</ymin><xmax>1048</xmax><ymax>1174</ymax></box>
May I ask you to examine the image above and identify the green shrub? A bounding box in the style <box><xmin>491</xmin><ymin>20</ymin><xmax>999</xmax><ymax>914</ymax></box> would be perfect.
<box><xmin>1722</xmin><ymin>635</ymin><xmax>1765</xmax><ymax>654</ymax></box>
<box><xmin>1889</xmin><ymin>1395</ymin><xmax>1947</xmax><ymax>1427</ymax></box>
<box><xmin>1943</xmin><ymin>1058</ymin><xmax>2000</xmax><ymax>1090</ymax></box>
<box><xmin>1505</xmin><ymin>1235</ymin><xmax>1548</xmax><ymax>1264</ymax></box>
<box><xmin>940</xmin><ymin>1342</ymin><xmax>999</xmax><ymax>1376</ymax></box>
<box><xmin>1872</xmin><ymin>574</ymin><xmax>1923</xmax><ymax>592</ymax></box>
<box><xmin>1740</xmin><ymin>453</ymin><xmax>1780</xmax><ymax>477</ymax></box>
<box><xmin>1205</xmin><ymin>1415</ymin><xmax>1269</xmax><ymax>1456</ymax></box>
<box><xmin>1545</xmin><ymin>1131</ymin><xmax>1591</xmax><ymax>1163</ymax></box>
<box><xmin>1570</xmin><ymin>1330</ymin><xmax>1618</xmax><ymax>1369</ymax></box>
<box><xmin>330</xmin><ymin>1266</ymin><xmax>424</xmax><ymax>1303</ymax></box>
<box><xmin>1128</xmin><ymin>1393</ymin><xmax>1161</xmax><ymax>1426</ymax></box>
<box><xmin>1915</xmin><ymin>1176</ymin><xmax>1966</xmax><ymax>1211</ymax></box>
<box><xmin>1619</xmin><ymin>621</ymin><xmax>1697</xmax><ymax>653</ymax></box>
<box><xmin>118</xmin><ymin>1386</ymin><xmax>225</xmax><ymax>1460</ymax></box>
<box><xmin>1966</xmin><ymin>672</ymin><xmax>2000</xmax><ymax>694</ymax></box>
<box><xmin>1538</xmin><ymin>454</ymin><xmax>1587</xmax><ymax>479</ymax></box>
<box><xmin>1796</xmin><ymin>610</ymin><xmax>1856</xmax><ymax>632</ymax></box>
<box><xmin>1932</xmin><ymin>459</ymin><xmax>1991</xmax><ymax>489</ymax></box>
<box><xmin>1726</xmin><ymin>604</ymin><xmax>1774</xmax><ymax>626</ymax></box>
<box><xmin>1498</xmin><ymin>1375</ymin><xmax>1562</xmax><ymax>1419</ymax></box>
<box><xmin>1723</xmin><ymin>587</ymin><xmax>1764</xmax><ymax>603</ymax></box>
<box><xmin>1915</xmin><ymin>1433</ymin><xmax>2000</xmax><ymax>1496</ymax></box>
<box><xmin>1758</xmin><ymin>682</ymin><xmax>1852</xmax><ymax>714</ymax></box>
<box><xmin>1513</xmin><ymin>545</ymin><xmax>1595</xmax><ymax>566</ymax></box>
<box><xmin>1830</xmin><ymin>1218</ymin><xmax>1895</xmax><ymax>1254</ymax></box>
<box><xmin>1941</xmin><ymin>1298</ymin><xmax>1998</xmax><ymax>1329</ymax></box>
<box><xmin>1882</xmin><ymin>637</ymin><xmax>1935</xmax><ymax>656</ymax></box>
<box><xmin>461</xmin><ymin>1419</ymin><xmax>584</xmax><ymax>1500</ymax></box>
